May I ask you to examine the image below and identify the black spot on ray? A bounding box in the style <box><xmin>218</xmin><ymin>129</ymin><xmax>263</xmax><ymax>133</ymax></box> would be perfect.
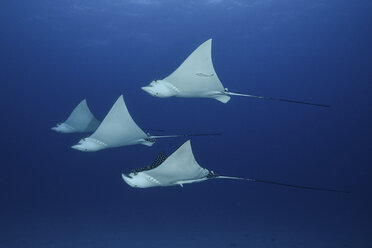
<box><xmin>130</xmin><ymin>152</ymin><xmax>167</xmax><ymax>174</ymax></box>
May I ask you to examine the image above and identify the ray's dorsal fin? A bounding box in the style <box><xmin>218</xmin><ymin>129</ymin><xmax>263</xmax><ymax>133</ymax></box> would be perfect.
<box><xmin>152</xmin><ymin>152</ymin><xmax>167</xmax><ymax>167</ymax></box>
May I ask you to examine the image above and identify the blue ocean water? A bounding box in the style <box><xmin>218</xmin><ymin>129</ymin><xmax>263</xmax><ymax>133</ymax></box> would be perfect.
<box><xmin>1</xmin><ymin>0</ymin><xmax>371</xmax><ymax>247</ymax></box>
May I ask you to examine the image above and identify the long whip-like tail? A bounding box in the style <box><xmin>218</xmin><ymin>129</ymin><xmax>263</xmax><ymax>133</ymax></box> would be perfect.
<box><xmin>225</xmin><ymin>91</ymin><xmax>330</xmax><ymax>108</ymax></box>
<box><xmin>143</xmin><ymin>128</ymin><xmax>165</xmax><ymax>132</ymax></box>
<box><xmin>150</xmin><ymin>133</ymin><xmax>221</xmax><ymax>139</ymax></box>
<box><xmin>213</xmin><ymin>175</ymin><xmax>349</xmax><ymax>193</ymax></box>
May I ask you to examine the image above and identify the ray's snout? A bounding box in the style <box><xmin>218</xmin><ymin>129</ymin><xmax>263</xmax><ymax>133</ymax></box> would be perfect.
<box><xmin>51</xmin><ymin>123</ymin><xmax>72</xmax><ymax>133</ymax></box>
<box><xmin>142</xmin><ymin>81</ymin><xmax>179</xmax><ymax>98</ymax></box>
<box><xmin>122</xmin><ymin>173</ymin><xmax>137</xmax><ymax>187</ymax></box>
<box><xmin>141</xmin><ymin>86</ymin><xmax>155</xmax><ymax>96</ymax></box>
<box><xmin>71</xmin><ymin>138</ymin><xmax>106</xmax><ymax>152</ymax></box>
<box><xmin>71</xmin><ymin>144</ymin><xmax>84</xmax><ymax>151</ymax></box>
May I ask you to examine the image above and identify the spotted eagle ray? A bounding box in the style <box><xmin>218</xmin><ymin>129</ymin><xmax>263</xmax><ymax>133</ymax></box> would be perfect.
<box><xmin>71</xmin><ymin>96</ymin><xmax>219</xmax><ymax>152</ymax></box>
<box><xmin>141</xmin><ymin>39</ymin><xmax>329</xmax><ymax>107</ymax></box>
<box><xmin>122</xmin><ymin>140</ymin><xmax>348</xmax><ymax>193</ymax></box>
<box><xmin>52</xmin><ymin>99</ymin><xmax>164</xmax><ymax>134</ymax></box>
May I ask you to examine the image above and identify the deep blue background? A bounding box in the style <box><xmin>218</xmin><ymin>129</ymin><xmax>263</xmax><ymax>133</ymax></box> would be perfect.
<box><xmin>1</xmin><ymin>0</ymin><xmax>371</xmax><ymax>247</ymax></box>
